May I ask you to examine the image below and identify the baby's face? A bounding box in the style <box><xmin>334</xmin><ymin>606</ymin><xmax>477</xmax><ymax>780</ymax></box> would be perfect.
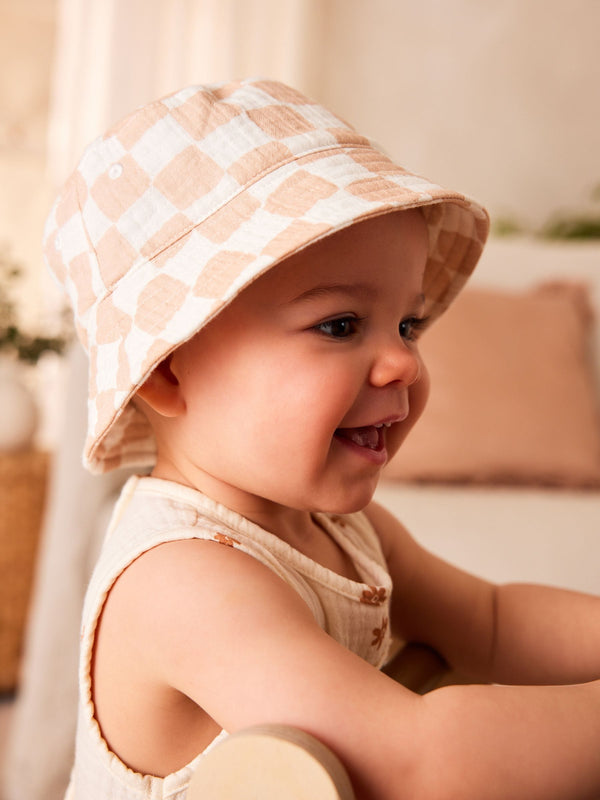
<box><xmin>160</xmin><ymin>209</ymin><xmax>430</xmax><ymax>515</ymax></box>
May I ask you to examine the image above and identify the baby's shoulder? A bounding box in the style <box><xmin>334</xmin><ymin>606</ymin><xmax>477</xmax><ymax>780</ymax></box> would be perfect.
<box><xmin>118</xmin><ymin>533</ymin><xmax>311</xmax><ymax>614</ymax></box>
<box><xmin>110</xmin><ymin>534</ymin><xmax>316</xmax><ymax>654</ymax></box>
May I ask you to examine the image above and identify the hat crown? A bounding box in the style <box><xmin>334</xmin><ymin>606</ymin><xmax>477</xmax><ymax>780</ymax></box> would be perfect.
<box><xmin>44</xmin><ymin>80</ymin><xmax>368</xmax><ymax>323</ymax></box>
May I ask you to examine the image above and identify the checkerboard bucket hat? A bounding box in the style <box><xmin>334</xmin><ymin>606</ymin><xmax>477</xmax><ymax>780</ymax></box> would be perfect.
<box><xmin>44</xmin><ymin>77</ymin><xmax>489</xmax><ymax>473</ymax></box>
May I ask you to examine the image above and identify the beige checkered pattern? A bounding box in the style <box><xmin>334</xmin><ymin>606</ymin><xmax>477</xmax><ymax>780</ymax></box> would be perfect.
<box><xmin>43</xmin><ymin>78</ymin><xmax>489</xmax><ymax>473</ymax></box>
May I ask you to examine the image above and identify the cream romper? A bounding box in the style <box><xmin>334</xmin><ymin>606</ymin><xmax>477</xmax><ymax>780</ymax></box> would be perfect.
<box><xmin>66</xmin><ymin>476</ymin><xmax>393</xmax><ymax>799</ymax></box>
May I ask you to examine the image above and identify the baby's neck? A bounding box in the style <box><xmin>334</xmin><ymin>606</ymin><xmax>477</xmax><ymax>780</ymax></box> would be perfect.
<box><xmin>149</xmin><ymin>459</ymin><xmax>317</xmax><ymax>543</ymax></box>
<box><xmin>149</xmin><ymin>459</ymin><xmax>363</xmax><ymax>581</ymax></box>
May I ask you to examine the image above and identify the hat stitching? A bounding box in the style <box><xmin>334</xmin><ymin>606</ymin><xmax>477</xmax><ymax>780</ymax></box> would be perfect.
<box><xmin>91</xmin><ymin>191</ymin><xmax>477</xmax><ymax>349</ymax></box>
<box><xmin>104</xmin><ymin>140</ymin><xmax>378</xmax><ymax>277</ymax></box>
<box><xmin>93</xmin><ymin>195</ymin><xmax>454</xmax><ymax>348</ymax></box>
<box><xmin>85</xmin><ymin>141</ymin><xmax>411</xmax><ymax>310</ymax></box>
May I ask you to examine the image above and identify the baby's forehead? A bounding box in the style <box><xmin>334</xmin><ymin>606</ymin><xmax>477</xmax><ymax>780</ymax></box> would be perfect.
<box><xmin>234</xmin><ymin>209</ymin><xmax>429</xmax><ymax>306</ymax></box>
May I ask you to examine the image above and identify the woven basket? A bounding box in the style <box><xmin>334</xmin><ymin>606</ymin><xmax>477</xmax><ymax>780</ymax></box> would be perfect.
<box><xmin>0</xmin><ymin>450</ymin><xmax>49</xmax><ymax>692</ymax></box>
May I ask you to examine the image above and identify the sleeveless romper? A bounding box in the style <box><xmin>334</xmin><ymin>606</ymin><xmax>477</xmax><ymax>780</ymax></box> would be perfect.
<box><xmin>67</xmin><ymin>476</ymin><xmax>393</xmax><ymax>799</ymax></box>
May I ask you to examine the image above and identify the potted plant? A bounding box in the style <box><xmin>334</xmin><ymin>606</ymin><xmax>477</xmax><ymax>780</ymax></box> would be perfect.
<box><xmin>0</xmin><ymin>245</ymin><xmax>68</xmax><ymax>451</ymax></box>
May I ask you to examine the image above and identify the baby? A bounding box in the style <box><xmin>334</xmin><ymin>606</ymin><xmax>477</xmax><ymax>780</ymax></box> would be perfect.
<box><xmin>44</xmin><ymin>79</ymin><xmax>600</xmax><ymax>800</ymax></box>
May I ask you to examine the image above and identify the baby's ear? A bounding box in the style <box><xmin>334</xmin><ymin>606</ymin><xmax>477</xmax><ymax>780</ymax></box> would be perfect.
<box><xmin>135</xmin><ymin>356</ymin><xmax>185</xmax><ymax>417</ymax></box>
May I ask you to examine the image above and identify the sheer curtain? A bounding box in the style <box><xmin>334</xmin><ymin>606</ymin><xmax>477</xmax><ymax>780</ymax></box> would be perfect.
<box><xmin>4</xmin><ymin>4</ymin><xmax>325</xmax><ymax>800</ymax></box>
<box><xmin>47</xmin><ymin>0</ymin><xmax>326</xmax><ymax>182</ymax></box>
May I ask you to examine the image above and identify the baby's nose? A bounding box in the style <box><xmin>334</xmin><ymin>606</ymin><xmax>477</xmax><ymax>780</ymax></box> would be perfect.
<box><xmin>369</xmin><ymin>340</ymin><xmax>422</xmax><ymax>387</ymax></box>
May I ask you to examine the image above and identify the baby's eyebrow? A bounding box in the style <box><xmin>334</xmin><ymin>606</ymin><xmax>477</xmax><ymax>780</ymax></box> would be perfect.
<box><xmin>287</xmin><ymin>283</ymin><xmax>378</xmax><ymax>305</ymax></box>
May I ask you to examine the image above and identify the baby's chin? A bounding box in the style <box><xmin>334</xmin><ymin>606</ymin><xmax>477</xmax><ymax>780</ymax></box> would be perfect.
<box><xmin>309</xmin><ymin>481</ymin><xmax>381</xmax><ymax>517</ymax></box>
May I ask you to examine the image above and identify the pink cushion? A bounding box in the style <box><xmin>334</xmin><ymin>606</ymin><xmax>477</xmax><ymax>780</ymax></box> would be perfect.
<box><xmin>385</xmin><ymin>283</ymin><xmax>600</xmax><ymax>487</ymax></box>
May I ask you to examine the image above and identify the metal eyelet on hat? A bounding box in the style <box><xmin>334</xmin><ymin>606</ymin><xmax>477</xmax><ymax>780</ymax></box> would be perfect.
<box><xmin>108</xmin><ymin>163</ymin><xmax>123</xmax><ymax>180</ymax></box>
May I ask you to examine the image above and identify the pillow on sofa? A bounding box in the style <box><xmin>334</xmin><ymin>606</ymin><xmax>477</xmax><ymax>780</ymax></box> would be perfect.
<box><xmin>385</xmin><ymin>282</ymin><xmax>600</xmax><ymax>487</ymax></box>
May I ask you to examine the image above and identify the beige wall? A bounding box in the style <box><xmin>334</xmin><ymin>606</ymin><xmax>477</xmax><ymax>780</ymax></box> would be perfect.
<box><xmin>319</xmin><ymin>0</ymin><xmax>600</xmax><ymax>229</ymax></box>
<box><xmin>0</xmin><ymin>0</ymin><xmax>56</xmax><ymax>323</ymax></box>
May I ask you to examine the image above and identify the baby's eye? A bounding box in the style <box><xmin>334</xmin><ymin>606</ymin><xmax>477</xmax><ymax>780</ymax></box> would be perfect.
<box><xmin>315</xmin><ymin>316</ymin><xmax>361</xmax><ymax>339</ymax></box>
<box><xmin>399</xmin><ymin>315</ymin><xmax>429</xmax><ymax>341</ymax></box>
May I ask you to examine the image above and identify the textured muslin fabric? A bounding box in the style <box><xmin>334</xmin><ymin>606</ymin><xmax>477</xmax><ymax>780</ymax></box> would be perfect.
<box><xmin>69</xmin><ymin>475</ymin><xmax>393</xmax><ymax>799</ymax></box>
<box><xmin>43</xmin><ymin>77</ymin><xmax>488</xmax><ymax>474</ymax></box>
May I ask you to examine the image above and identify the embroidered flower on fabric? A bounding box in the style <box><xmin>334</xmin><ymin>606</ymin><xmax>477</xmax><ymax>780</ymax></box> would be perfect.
<box><xmin>360</xmin><ymin>586</ymin><xmax>387</xmax><ymax>606</ymax></box>
<box><xmin>213</xmin><ymin>532</ymin><xmax>240</xmax><ymax>547</ymax></box>
<box><xmin>371</xmin><ymin>616</ymin><xmax>388</xmax><ymax>649</ymax></box>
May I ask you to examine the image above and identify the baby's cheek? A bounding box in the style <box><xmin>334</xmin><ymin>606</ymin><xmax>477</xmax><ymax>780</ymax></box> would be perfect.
<box><xmin>387</xmin><ymin>366</ymin><xmax>430</xmax><ymax>458</ymax></box>
<box><xmin>411</xmin><ymin>362</ymin><xmax>430</xmax><ymax>422</ymax></box>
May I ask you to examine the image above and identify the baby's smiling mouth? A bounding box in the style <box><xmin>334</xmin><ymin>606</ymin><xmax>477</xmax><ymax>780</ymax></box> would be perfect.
<box><xmin>334</xmin><ymin>423</ymin><xmax>391</xmax><ymax>451</ymax></box>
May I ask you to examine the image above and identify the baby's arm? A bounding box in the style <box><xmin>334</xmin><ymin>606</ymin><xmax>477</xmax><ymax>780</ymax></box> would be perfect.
<box><xmin>368</xmin><ymin>501</ymin><xmax>600</xmax><ymax>686</ymax></box>
<box><xmin>124</xmin><ymin>536</ymin><xmax>600</xmax><ymax>800</ymax></box>
<box><xmin>489</xmin><ymin>581</ymin><xmax>600</xmax><ymax>684</ymax></box>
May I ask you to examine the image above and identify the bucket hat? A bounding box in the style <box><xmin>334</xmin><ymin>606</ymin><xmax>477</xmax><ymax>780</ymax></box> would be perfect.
<box><xmin>43</xmin><ymin>78</ymin><xmax>489</xmax><ymax>473</ymax></box>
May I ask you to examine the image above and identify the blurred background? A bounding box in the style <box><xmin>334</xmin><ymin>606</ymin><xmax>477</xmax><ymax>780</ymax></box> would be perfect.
<box><xmin>0</xmin><ymin>2</ymin><xmax>599</xmax><ymax>799</ymax></box>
